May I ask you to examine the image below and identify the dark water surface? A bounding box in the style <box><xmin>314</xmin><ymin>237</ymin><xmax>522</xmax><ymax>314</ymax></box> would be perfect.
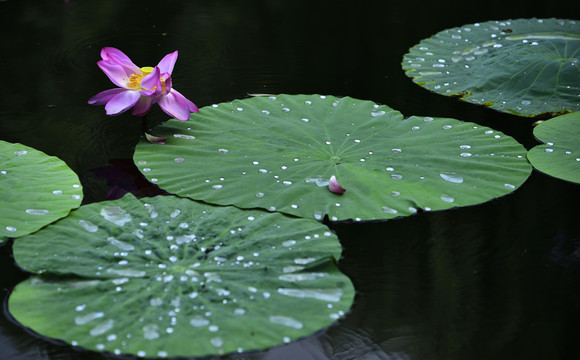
<box><xmin>1</xmin><ymin>1</ymin><xmax>579</xmax><ymax>359</ymax></box>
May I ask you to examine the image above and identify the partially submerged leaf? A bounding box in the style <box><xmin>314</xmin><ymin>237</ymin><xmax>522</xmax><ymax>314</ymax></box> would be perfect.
<box><xmin>9</xmin><ymin>194</ymin><xmax>354</xmax><ymax>358</ymax></box>
<box><xmin>133</xmin><ymin>94</ymin><xmax>531</xmax><ymax>221</ymax></box>
<box><xmin>0</xmin><ymin>140</ymin><xmax>83</xmax><ymax>242</ymax></box>
<box><xmin>527</xmin><ymin>112</ymin><xmax>580</xmax><ymax>183</ymax></box>
<box><xmin>402</xmin><ymin>18</ymin><xmax>580</xmax><ymax>117</ymax></box>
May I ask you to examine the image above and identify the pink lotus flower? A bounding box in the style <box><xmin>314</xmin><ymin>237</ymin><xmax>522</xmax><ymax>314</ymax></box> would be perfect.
<box><xmin>88</xmin><ymin>47</ymin><xmax>198</xmax><ymax>121</ymax></box>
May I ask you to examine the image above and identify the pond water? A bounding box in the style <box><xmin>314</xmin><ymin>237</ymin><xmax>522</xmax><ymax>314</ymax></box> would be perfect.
<box><xmin>1</xmin><ymin>1</ymin><xmax>579</xmax><ymax>359</ymax></box>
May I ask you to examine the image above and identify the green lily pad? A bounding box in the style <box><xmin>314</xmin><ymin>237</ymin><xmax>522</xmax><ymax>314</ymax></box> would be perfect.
<box><xmin>0</xmin><ymin>140</ymin><xmax>83</xmax><ymax>242</ymax></box>
<box><xmin>402</xmin><ymin>18</ymin><xmax>580</xmax><ymax>117</ymax></box>
<box><xmin>133</xmin><ymin>94</ymin><xmax>531</xmax><ymax>221</ymax></box>
<box><xmin>9</xmin><ymin>193</ymin><xmax>354</xmax><ymax>358</ymax></box>
<box><xmin>527</xmin><ymin>112</ymin><xmax>580</xmax><ymax>183</ymax></box>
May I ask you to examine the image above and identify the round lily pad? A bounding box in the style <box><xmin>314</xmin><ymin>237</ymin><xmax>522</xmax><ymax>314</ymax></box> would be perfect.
<box><xmin>402</xmin><ymin>18</ymin><xmax>580</xmax><ymax>117</ymax></box>
<box><xmin>9</xmin><ymin>193</ymin><xmax>354</xmax><ymax>358</ymax></box>
<box><xmin>133</xmin><ymin>94</ymin><xmax>531</xmax><ymax>221</ymax></box>
<box><xmin>527</xmin><ymin>111</ymin><xmax>580</xmax><ymax>183</ymax></box>
<box><xmin>0</xmin><ymin>140</ymin><xmax>83</xmax><ymax>242</ymax></box>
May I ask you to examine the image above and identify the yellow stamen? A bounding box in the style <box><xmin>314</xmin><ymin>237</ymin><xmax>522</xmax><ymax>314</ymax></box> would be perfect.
<box><xmin>126</xmin><ymin>66</ymin><xmax>166</xmax><ymax>92</ymax></box>
<box><xmin>140</xmin><ymin>66</ymin><xmax>155</xmax><ymax>75</ymax></box>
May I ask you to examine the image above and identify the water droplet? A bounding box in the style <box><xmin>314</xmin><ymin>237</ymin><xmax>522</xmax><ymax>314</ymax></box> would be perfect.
<box><xmin>283</xmin><ymin>240</ymin><xmax>296</xmax><ymax>247</ymax></box>
<box><xmin>143</xmin><ymin>324</ymin><xmax>160</xmax><ymax>340</ymax></box>
<box><xmin>371</xmin><ymin>110</ymin><xmax>385</xmax><ymax>117</ymax></box>
<box><xmin>236</xmin><ymin>107</ymin><xmax>244</xmax><ymax>112</ymax></box>
<box><xmin>294</xmin><ymin>258</ymin><xmax>316</xmax><ymax>265</ymax></box>
<box><xmin>100</xmin><ymin>206</ymin><xmax>132</xmax><ymax>226</ymax></box>
<box><xmin>460</xmin><ymin>152</ymin><xmax>472</xmax><ymax>157</ymax></box>
<box><xmin>218</xmin><ymin>148</ymin><xmax>229</xmax><ymax>154</ymax></box>
<box><xmin>173</xmin><ymin>134</ymin><xmax>196</xmax><ymax>140</ymax></box>
<box><xmin>277</xmin><ymin>288</ymin><xmax>343</xmax><ymax>302</ymax></box>
<box><xmin>282</xmin><ymin>181</ymin><xmax>292</xmax><ymax>185</ymax></box>
<box><xmin>25</xmin><ymin>209</ymin><xmax>49</xmax><ymax>215</ymax></box>
<box><xmin>504</xmin><ymin>183</ymin><xmax>516</xmax><ymax>189</ymax></box>
<box><xmin>460</xmin><ymin>145</ymin><xmax>471</xmax><ymax>149</ymax></box>
<box><xmin>521</xmin><ymin>100</ymin><xmax>531</xmax><ymax>105</ymax></box>
<box><xmin>269</xmin><ymin>315</ymin><xmax>304</xmax><ymax>329</ymax></box>
<box><xmin>411</xmin><ymin>126</ymin><xmax>420</xmax><ymax>131</ymax></box>
<box><xmin>75</xmin><ymin>312</ymin><xmax>104</xmax><ymax>325</ymax></box>
<box><xmin>234</xmin><ymin>308</ymin><xmax>246</xmax><ymax>316</ymax></box>
<box><xmin>305</xmin><ymin>176</ymin><xmax>329</xmax><ymax>187</ymax></box>
<box><xmin>89</xmin><ymin>319</ymin><xmax>114</xmax><ymax>337</ymax></box>
<box><xmin>313</xmin><ymin>211</ymin><xmax>323</xmax><ymax>220</ymax></box>
<box><xmin>210</xmin><ymin>337</ymin><xmax>224</xmax><ymax>348</ymax></box>
<box><xmin>79</xmin><ymin>220</ymin><xmax>98</xmax><ymax>233</ymax></box>
<box><xmin>14</xmin><ymin>150</ymin><xmax>27</xmax><ymax>156</ymax></box>
<box><xmin>282</xmin><ymin>107</ymin><xmax>290</xmax><ymax>112</ymax></box>
<box><xmin>392</xmin><ymin>148</ymin><xmax>402</xmax><ymax>153</ymax></box>
<box><xmin>443</xmin><ymin>125</ymin><xmax>453</xmax><ymax>130</ymax></box>
<box><xmin>212</xmin><ymin>184</ymin><xmax>223</xmax><ymax>190</ymax></box>
<box><xmin>106</xmin><ymin>268</ymin><xmax>145</xmax><ymax>278</ymax></box>
<box><xmin>545</xmin><ymin>148</ymin><xmax>554</xmax><ymax>153</ymax></box>
<box><xmin>301</xmin><ymin>118</ymin><xmax>309</xmax><ymax>123</ymax></box>
<box><xmin>391</xmin><ymin>174</ymin><xmax>403</xmax><ymax>180</ymax></box>
<box><xmin>381</xmin><ymin>206</ymin><xmax>398</xmax><ymax>214</ymax></box>
<box><xmin>150</xmin><ymin>298</ymin><xmax>163</xmax><ymax>306</ymax></box>
<box><xmin>440</xmin><ymin>194</ymin><xmax>455</xmax><ymax>203</ymax></box>
<box><xmin>440</xmin><ymin>172</ymin><xmax>464</xmax><ymax>184</ymax></box>
<box><xmin>256</xmin><ymin>192</ymin><xmax>265</xmax><ymax>198</ymax></box>
<box><xmin>305</xmin><ymin>100</ymin><xmax>312</xmax><ymax>105</ymax></box>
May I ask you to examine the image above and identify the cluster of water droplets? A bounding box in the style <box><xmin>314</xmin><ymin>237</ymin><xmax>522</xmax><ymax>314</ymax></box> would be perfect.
<box><xmin>62</xmin><ymin>197</ymin><xmax>349</xmax><ymax>356</ymax></box>
<box><xmin>2</xmin><ymin>147</ymin><xmax>83</xmax><ymax>235</ymax></box>
<box><xmin>541</xmin><ymin>141</ymin><xmax>580</xmax><ymax>163</ymax></box>
<box><xmin>404</xmin><ymin>18</ymin><xmax>580</xmax><ymax>113</ymax></box>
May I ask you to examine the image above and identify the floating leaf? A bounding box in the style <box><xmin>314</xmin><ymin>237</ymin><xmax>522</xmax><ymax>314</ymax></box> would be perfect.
<box><xmin>402</xmin><ymin>18</ymin><xmax>580</xmax><ymax>117</ymax></box>
<box><xmin>527</xmin><ymin>112</ymin><xmax>580</xmax><ymax>183</ymax></box>
<box><xmin>0</xmin><ymin>140</ymin><xmax>83</xmax><ymax>242</ymax></box>
<box><xmin>133</xmin><ymin>94</ymin><xmax>531</xmax><ymax>221</ymax></box>
<box><xmin>9</xmin><ymin>194</ymin><xmax>354</xmax><ymax>358</ymax></box>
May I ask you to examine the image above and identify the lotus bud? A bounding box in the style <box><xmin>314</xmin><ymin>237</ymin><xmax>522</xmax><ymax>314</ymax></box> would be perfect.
<box><xmin>328</xmin><ymin>175</ymin><xmax>346</xmax><ymax>194</ymax></box>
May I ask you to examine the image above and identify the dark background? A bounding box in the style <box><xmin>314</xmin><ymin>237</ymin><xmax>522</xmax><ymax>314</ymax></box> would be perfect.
<box><xmin>1</xmin><ymin>1</ymin><xmax>579</xmax><ymax>359</ymax></box>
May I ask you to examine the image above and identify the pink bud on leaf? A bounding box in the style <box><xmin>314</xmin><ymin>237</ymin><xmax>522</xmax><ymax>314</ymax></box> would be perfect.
<box><xmin>328</xmin><ymin>175</ymin><xmax>346</xmax><ymax>194</ymax></box>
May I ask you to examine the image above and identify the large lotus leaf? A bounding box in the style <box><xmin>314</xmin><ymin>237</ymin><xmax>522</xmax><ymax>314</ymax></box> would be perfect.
<box><xmin>527</xmin><ymin>112</ymin><xmax>580</xmax><ymax>183</ymax></box>
<box><xmin>133</xmin><ymin>94</ymin><xmax>531</xmax><ymax>221</ymax></box>
<box><xmin>402</xmin><ymin>18</ymin><xmax>580</xmax><ymax>117</ymax></box>
<box><xmin>9</xmin><ymin>193</ymin><xmax>354</xmax><ymax>358</ymax></box>
<box><xmin>0</xmin><ymin>140</ymin><xmax>83</xmax><ymax>242</ymax></box>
